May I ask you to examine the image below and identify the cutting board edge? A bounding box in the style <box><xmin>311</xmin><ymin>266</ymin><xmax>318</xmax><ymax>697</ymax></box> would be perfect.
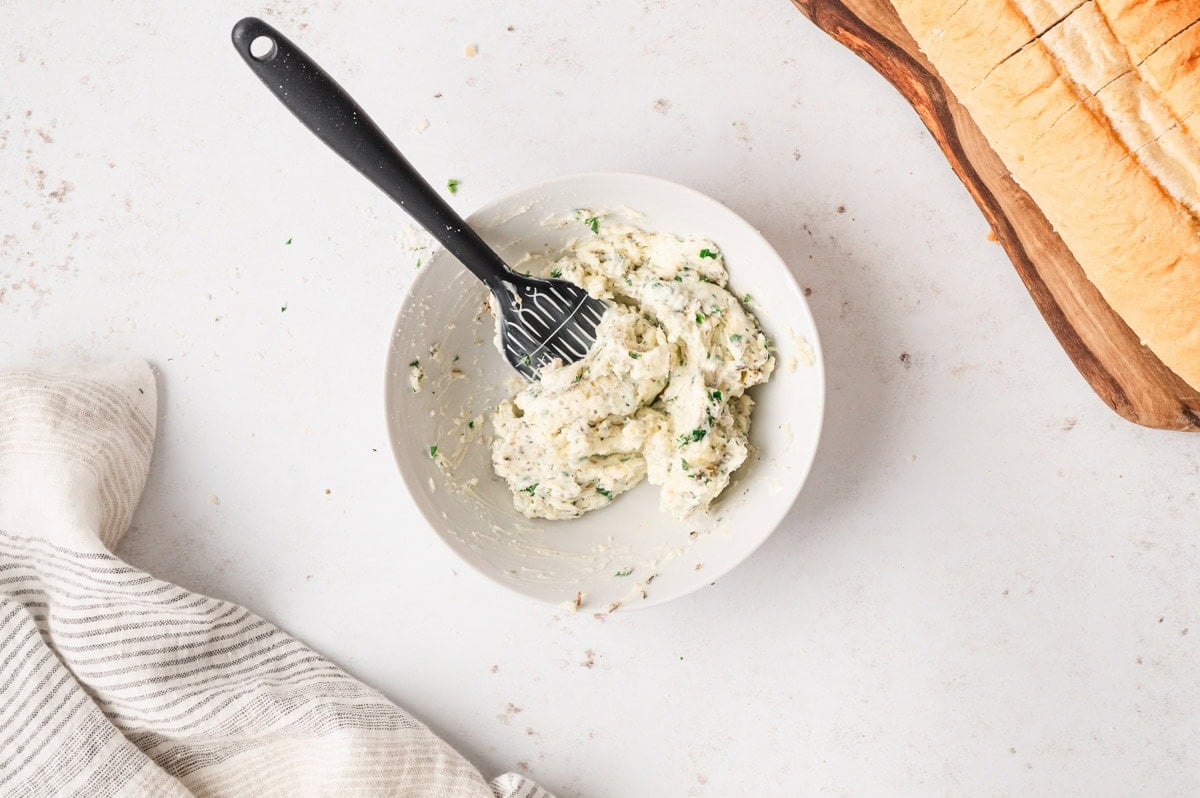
<box><xmin>791</xmin><ymin>0</ymin><xmax>1200</xmax><ymax>431</ymax></box>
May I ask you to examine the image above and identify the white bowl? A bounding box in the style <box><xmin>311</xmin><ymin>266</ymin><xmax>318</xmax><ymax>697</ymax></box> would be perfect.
<box><xmin>385</xmin><ymin>173</ymin><xmax>824</xmax><ymax>610</ymax></box>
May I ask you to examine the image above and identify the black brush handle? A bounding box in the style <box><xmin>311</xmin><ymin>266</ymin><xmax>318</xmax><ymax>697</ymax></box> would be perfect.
<box><xmin>231</xmin><ymin>17</ymin><xmax>510</xmax><ymax>287</ymax></box>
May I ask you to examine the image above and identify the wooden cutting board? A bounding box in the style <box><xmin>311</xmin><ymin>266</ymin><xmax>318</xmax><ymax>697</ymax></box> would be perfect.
<box><xmin>791</xmin><ymin>0</ymin><xmax>1200</xmax><ymax>431</ymax></box>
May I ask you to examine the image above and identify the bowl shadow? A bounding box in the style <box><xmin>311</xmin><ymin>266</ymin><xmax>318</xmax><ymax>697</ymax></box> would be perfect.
<box><xmin>744</xmin><ymin>215</ymin><xmax>903</xmax><ymax>556</ymax></box>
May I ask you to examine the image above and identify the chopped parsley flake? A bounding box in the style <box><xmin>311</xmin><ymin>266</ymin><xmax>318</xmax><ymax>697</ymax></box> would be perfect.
<box><xmin>285</xmin><ymin>237</ymin><xmax>293</xmax><ymax>245</ymax></box>
<box><xmin>629</xmin><ymin>351</ymin><xmax>642</xmax><ymax>359</ymax></box>
<box><xmin>729</xmin><ymin>334</ymin><xmax>743</xmax><ymax>343</ymax></box>
<box><xmin>695</xmin><ymin>312</ymin><xmax>705</xmax><ymax>324</ymax></box>
<box><xmin>447</xmin><ymin>179</ymin><xmax>461</xmax><ymax>194</ymax></box>
<box><xmin>467</xmin><ymin>420</ymin><xmax>475</xmax><ymax>429</ymax></box>
<box><xmin>523</xmin><ymin>483</ymin><xmax>538</xmax><ymax>494</ymax></box>
<box><xmin>709</xmin><ymin>389</ymin><xmax>722</xmax><ymax>400</ymax></box>
<box><xmin>743</xmin><ymin>293</ymin><xmax>752</xmax><ymax>304</ymax></box>
<box><xmin>280</xmin><ymin>304</ymin><xmax>287</xmax><ymax>312</ymax></box>
<box><xmin>416</xmin><ymin>258</ymin><xmax>422</xmax><ymax>269</ymax></box>
<box><xmin>678</xmin><ymin>428</ymin><xmax>707</xmax><ymax>447</ymax></box>
<box><xmin>674</xmin><ymin>275</ymin><xmax>683</xmax><ymax>282</ymax></box>
<box><xmin>428</xmin><ymin>445</ymin><xmax>438</xmax><ymax>458</ymax></box>
<box><xmin>596</xmin><ymin>486</ymin><xmax>613</xmax><ymax>499</ymax></box>
<box><xmin>681</xmin><ymin>458</ymin><xmax>690</xmax><ymax>471</ymax></box>
<box><xmin>550</xmin><ymin>268</ymin><xmax>563</xmax><ymax>278</ymax></box>
<box><xmin>585</xmin><ymin>216</ymin><xmax>600</xmax><ymax>234</ymax></box>
<box><xmin>409</xmin><ymin>359</ymin><xmax>420</xmax><ymax>367</ymax></box>
<box><xmin>699</xmin><ymin>248</ymin><xmax>717</xmax><ymax>259</ymax></box>
<box><xmin>614</xmin><ymin>567</ymin><xmax>633</xmax><ymax>577</ymax></box>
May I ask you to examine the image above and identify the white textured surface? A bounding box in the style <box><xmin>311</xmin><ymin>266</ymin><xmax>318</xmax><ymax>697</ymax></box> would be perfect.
<box><xmin>3</xmin><ymin>1</ymin><xmax>1198</xmax><ymax>795</ymax></box>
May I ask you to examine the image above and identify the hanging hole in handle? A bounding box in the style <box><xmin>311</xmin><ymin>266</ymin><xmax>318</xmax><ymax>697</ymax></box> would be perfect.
<box><xmin>249</xmin><ymin>35</ymin><xmax>277</xmax><ymax>61</ymax></box>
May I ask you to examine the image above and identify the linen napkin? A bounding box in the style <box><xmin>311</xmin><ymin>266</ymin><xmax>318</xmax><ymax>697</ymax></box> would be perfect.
<box><xmin>0</xmin><ymin>361</ymin><xmax>551</xmax><ymax>798</ymax></box>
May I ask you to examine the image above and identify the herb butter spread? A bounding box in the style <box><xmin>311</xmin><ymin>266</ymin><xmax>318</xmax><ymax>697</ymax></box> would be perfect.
<box><xmin>491</xmin><ymin>223</ymin><xmax>774</xmax><ymax>520</ymax></box>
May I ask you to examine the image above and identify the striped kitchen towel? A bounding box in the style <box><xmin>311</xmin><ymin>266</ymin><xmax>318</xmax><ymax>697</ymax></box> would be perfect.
<box><xmin>0</xmin><ymin>361</ymin><xmax>552</xmax><ymax>798</ymax></box>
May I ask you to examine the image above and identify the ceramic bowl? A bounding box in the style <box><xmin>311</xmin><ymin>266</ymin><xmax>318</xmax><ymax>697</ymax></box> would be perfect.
<box><xmin>385</xmin><ymin>173</ymin><xmax>824</xmax><ymax>610</ymax></box>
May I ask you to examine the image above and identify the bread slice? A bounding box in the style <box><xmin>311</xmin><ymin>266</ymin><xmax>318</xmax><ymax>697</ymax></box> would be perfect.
<box><xmin>1018</xmin><ymin>0</ymin><xmax>1088</xmax><ymax>31</ymax></box>
<box><xmin>1141</xmin><ymin>22</ymin><xmax>1200</xmax><ymax>134</ymax></box>
<box><xmin>902</xmin><ymin>0</ymin><xmax>1037</xmax><ymax>91</ymax></box>
<box><xmin>1041</xmin><ymin>4</ymin><xmax>1200</xmax><ymax>212</ymax></box>
<box><xmin>891</xmin><ymin>0</ymin><xmax>1200</xmax><ymax>389</ymax></box>
<box><xmin>1097</xmin><ymin>0</ymin><xmax>1200</xmax><ymax>62</ymax></box>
